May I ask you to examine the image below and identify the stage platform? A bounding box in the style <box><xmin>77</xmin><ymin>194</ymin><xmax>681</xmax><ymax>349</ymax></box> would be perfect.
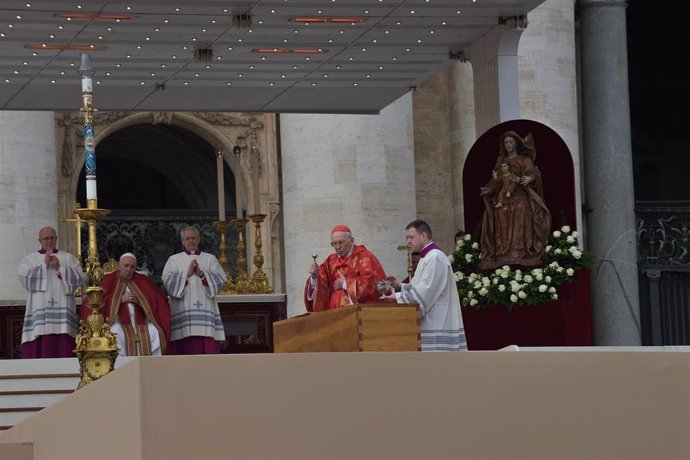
<box><xmin>1</xmin><ymin>349</ymin><xmax>689</xmax><ymax>459</ymax></box>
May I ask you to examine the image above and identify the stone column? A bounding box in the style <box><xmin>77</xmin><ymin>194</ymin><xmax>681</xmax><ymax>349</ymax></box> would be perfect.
<box><xmin>448</xmin><ymin>60</ymin><xmax>477</xmax><ymax>235</ymax></box>
<box><xmin>580</xmin><ymin>0</ymin><xmax>640</xmax><ymax>345</ymax></box>
<box><xmin>520</xmin><ymin>0</ymin><xmax>583</xmax><ymax>233</ymax></box>
<box><xmin>465</xmin><ymin>20</ymin><xmax>526</xmax><ymax>136</ymax></box>
<box><xmin>412</xmin><ymin>70</ymin><xmax>455</xmax><ymax>250</ymax></box>
<box><xmin>0</xmin><ymin>111</ymin><xmax>57</xmax><ymax>301</ymax></box>
<box><xmin>280</xmin><ymin>93</ymin><xmax>416</xmax><ymax>317</ymax></box>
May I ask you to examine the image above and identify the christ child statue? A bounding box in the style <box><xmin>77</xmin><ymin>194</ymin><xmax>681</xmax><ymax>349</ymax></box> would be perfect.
<box><xmin>494</xmin><ymin>161</ymin><xmax>518</xmax><ymax>208</ymax></box>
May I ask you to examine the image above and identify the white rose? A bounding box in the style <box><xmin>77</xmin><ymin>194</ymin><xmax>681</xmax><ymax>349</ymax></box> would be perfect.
<box><xmin>556</xmin><ymin>266</ymin><xmax>563</xmax><ymax>273</ymax></box>
<box><xmin>457</xmin><ymin>272</ymin><xmax>464</xmax><ymax>280</ymax></box>
<box><xmin>566</xmin><ymin>235</ymin><xmax>575</xmax><ymax>243</ymax></box>
<box><xmin>572</xmin><ymin>231</ymin><xmax>579</xmax><ymax>238</ymax></box>
<box><xmin>479</xmin><ymin>287</ymin><xmax>488</xmax><ymax>296</ymax></box>
<box><xmin>561</xmin><ymin>225</ymin><xmax>571</xmax><ymax>233</ymax></box>
<box><xmin>553</xmin><ymin>230</ymin><xmax>562</xmax><ymax>238</ymax></box>
<box><xmin>467</xmin><ymin>291</ymin><xmax>475</xmax><ymax>299</ymax></box>
<box><xmin>473</xmin><ymin>281</ymin><xmax>482</xmax><ymax>289</ymax></box>
<box><xmin>498</xmin><ymin>284</ymin><xmax>506</xmax><ymax>292</ymax></box>
<box><xmin>538</xmin><ymin>284</ymin><xmax>547</xmax><ymax>292</ymax></box>
<box><xmin>518</xmin><ymin>291</ymin><xmax>527</xmax><ymax>299</ymax></box>
<box><xmin>510</xmin><ymin>294</ymin><xmax>518</xmax><ymax>303</ymax></box>
<box><xmin>551</xmin><ymin>293</ymin><xmax>558</xmax><ymax>300</ymax></box>
<box><xmin>524</xmin><ymin>275</ymin><xmax>533</xmax><ymax>283</ymax></box>
<box><xmin>470</xmin><ymin>298</ymin><xmax>478</xmax><ymax>306</ymax></box>
<box><xmin>454</xmin><ymin>272</ymin><xmax>462</xmax><ymax>282</ymax></box>
<box><xmin>554</xmin><ymin>249</ymin><xmax>562</xmax><ymax>254</ymax></box>
<box><xmin>482</xmin><ymin>277</ymin><xmax>491</xmax><ymax>287</ymax></box>
<box><xmin>464</xmin><ymin>234</ymin><xmax>472</xmax><ymax>241</ymax></box>
<box><xmin>514</xmin><ymin>273</ymin><xmax>523</xmax><ymax>281</ymax></box>
<box><xmin>448</xmin><ymin>254</ymin><xmax>455</xmax><ymax>262</ymax></box>
<box><xmin>465</xmin><ymin>253</ymin><xmax>473</xmax><ymax>262</ymax></box>
<box><xmin>548</xmin><ymin>287</ymin><xmax>557</xmax><ymax>293</ymax></box>
<box><xmin>545</xmin><ymin>245</ymin><xmax>552</xmax><ymax>253</ymax></box>
<box><xmin>502</xmin><ymin>265</ymin><xmax>510</xmax><ymax>271</ymax></box>
<box><xmin>573</xmin><ymin>251</ymin><xmax>582</xmax><ymax>259</ymax></box>
<box><xmin>535</xmin><ymin>273</ymin><xmax>543</xmax><ymax>281</ymax></box>
<box><xmin>492</xmin><ymin>277</ymin><xmax>499</xmax><ymax>285</ymax></box>
<box><xmin>472</xmin><ymin>242</ymin><xmax>479</xmax><ymax>250</ymax></box>
<box><xmin>545</xmin><ymin>276</ymin><xmax>552</xmax><ymax>283</ymax></box>
<box><xmin>500</xmin><ymin>271</ymin><xmax>509</xmax><ymax>279</ymax></box>
<box><xmin>511</xmin><ymin>283</ymin><xmax>521</xmax><ymax>293</ymax></box>
<box><xmin>566</xmin><ymin>268</ymin><xmax>575</xmax><ymax>276</ymax></box>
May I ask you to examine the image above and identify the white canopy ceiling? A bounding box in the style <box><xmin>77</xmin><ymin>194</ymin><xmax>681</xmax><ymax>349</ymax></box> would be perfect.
<box><xmin>0</xmin><ymin>0</ymin><xmax>544</xmax><ymax>113</ymax></box>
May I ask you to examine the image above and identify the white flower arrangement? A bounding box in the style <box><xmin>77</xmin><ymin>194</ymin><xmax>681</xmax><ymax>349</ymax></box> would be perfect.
<box><xmin>450</xmin><ymin>224</ymin><xmax>590</xmax><ymax>310</ymax></box>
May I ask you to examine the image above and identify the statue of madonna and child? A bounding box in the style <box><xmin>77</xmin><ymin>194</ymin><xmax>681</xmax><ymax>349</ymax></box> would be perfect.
<box><xmin>478</xmin><ymin>131</ymin><xmax>552</xmax><ymax>270</ymax></box>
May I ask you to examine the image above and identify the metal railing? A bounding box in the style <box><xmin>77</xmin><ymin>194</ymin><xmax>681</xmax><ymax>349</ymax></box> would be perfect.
<box><xmin>79</xmin><ymin>210</ymin><xmax>240</xmax><ymax>286</ymax></box>
<box><xmin>637</xmin><ymin>202</ymin><xmax>690</xmax><ymax>345</ymax></box>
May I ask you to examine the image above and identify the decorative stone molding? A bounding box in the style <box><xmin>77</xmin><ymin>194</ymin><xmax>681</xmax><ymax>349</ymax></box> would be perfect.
<box><xmin>152</xmin><ymin>112</ymin><xmax>174</xmax><ymax>125</ymax></box>
<box><xmin>268</xmin><ymin>201</ymin><xmax>280</xmax><ymax>239</ymax></box>
<box><xmin>191</xmin><ymin>112</ymin><xmax>265</xmax><ymax>175</ymax></box>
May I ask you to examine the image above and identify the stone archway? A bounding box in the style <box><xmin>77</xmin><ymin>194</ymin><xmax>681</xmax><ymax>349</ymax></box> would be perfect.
<box><xmin>55</xmin><ymin>111</ymin><xmax>283</xmax><ymax>292</ymax></box>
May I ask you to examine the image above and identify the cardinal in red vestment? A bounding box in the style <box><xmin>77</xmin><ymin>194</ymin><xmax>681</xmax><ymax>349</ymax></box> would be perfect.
<box><xmin>81</xmin><ymin>253</ymin><xmax>171</xmax><ymax>356</ymax></box>
<box><xmin>304</xmin><ymin>225</ymin><xmax>387</xmax><ymax>312</ymax></box>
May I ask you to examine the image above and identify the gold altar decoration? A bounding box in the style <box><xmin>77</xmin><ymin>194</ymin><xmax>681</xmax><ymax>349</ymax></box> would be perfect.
<box><xmin>74</xmin><ymin>53</ymin><xmax>117</xmax><ymax>389</ymax></box>
<box><xmin>232</xmin><ymin>217</ymin><xmax>253</xmax><ymax>294</ymax></box>
<box><xmin>214</xmin><ymin>220</ymin><xmax>237</xmax><ymax>294</ymax></box>
<box><xmin>74</xmin><ymin>183</ymin><xmax>116</xmax><ymax>389</ymax></box>
<box><xmin>397</xmin><ymin>243</ymin><xmax>413</xmax><ymax>279</ymax></box>
<box><xmin>248</xmin><ymin>213</ymin><xmax>273</xmax><ymax>293</ymax></box>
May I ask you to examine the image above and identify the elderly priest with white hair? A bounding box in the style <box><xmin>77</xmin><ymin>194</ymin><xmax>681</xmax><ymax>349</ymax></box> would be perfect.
<box><xmin>81</xmin><ymin>253</ymin><xmax>171</xmax><ymax>356</ymax></box>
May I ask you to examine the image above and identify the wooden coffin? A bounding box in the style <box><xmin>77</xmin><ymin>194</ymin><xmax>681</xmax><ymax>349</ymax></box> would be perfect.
<box><xmin>273</xmin><ymin>304</ymin><xmax>420</xmax><ymax>352</ymax></box>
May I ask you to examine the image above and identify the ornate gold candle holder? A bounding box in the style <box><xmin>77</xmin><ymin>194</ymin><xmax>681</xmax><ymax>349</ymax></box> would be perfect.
<box><xmin>214</xmin><ymin>220</ymin><xmax>236</xmax><ymax>294</ymax></box>
<box><xmin>232</xmin><ymin>217</ymin><xmax>253</xmax><ymax>294</ymax></box>
<box><xmin>74</xmin><ymin>202</ymin><xmax>117</xmax><ymax>389</ymax></box>
<box><xmin>248</xmin><ymin>213</ymin><xmax>273</xmax><ymax>293</ymax></box>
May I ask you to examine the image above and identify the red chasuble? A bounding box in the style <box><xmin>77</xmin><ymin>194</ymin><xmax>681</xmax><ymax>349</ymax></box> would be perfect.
<box><xmin>304</xmin><ymin>244</ymin><xmax>387</xmax><ymax>312</ymax></box>
<box><xmin>81</xmin><ymin>272</ymin><xmax>171</xmax><ymax>355</ymax></box>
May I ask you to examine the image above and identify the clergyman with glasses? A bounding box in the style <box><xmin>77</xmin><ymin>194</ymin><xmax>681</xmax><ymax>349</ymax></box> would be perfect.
<box><xmin>17</xmin><ymin>226</ymin><xmax>84</xmax><ymax>358</ymax></box>
<box><xmin>304</xmin><ymin>224</ymin><xmax>387</xmax><ymax>312</ymax></box>
<box><xmin>379</xmin><ymin>220</ymin><xmax>468</xmax><ymax>351</ymax></box>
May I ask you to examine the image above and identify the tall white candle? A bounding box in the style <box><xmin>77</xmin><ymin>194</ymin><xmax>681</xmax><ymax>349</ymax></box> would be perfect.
<box><xmin>217</xmin><ymin>151</ymin><xmax>225</xmax><ymax>221</ymax></box>
<box><xmin>235</xmin><ymin>178</ymin><xmax>244</xmax><ymax>218</ymax></box>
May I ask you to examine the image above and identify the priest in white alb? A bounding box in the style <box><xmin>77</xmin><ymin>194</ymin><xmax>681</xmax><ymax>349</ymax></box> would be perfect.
<box><xmin>162</xmin><ymin>226</ymin><xmax>226</xmax><ymax>354</ymax></box>
<box><xmin>381</xmin><ymin>220</ymin><xmax>468</xmax><ymax>352</ymax></box>
<box><xmin>18</xmin><ymin>226</ymin><xmax>84</xmax><ymax>358</ymax></box>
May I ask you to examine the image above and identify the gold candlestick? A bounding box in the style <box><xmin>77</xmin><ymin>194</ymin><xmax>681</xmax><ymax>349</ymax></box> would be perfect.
<box><xmin>397</xmin><ymin>243</ymin><xmax>413</xmax><ymax>279</ymax></box>
<box><xmin>214</xmin><ymin>220</ymin><xmax>236</xmax><ymax>294</ymax></box>
<box><xmin>248</xmin><ymin>213</ymin><xmax>273</xmax><ymax>293</ymax></box>
<box><xmin>232</xmin><ymin>217</ymin><xmax>253</xmax><ymax>294</ymax></box>
<box><xmin>74</xmin><ymin>53</ymin><xmax>117</xmax><ymax>389</ymax></box>
<box><xmin>74</xmin><ymin>198</ymin><xmax>115</xmax><ymax>388</ymax></box>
